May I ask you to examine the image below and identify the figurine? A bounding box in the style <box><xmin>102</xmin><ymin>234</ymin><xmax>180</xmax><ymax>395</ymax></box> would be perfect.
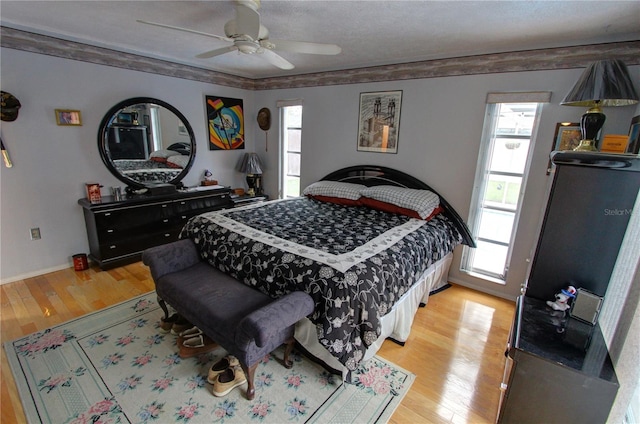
<box><xmin>546</xmin><ymin>285</ymin><xmax>577</xmax><ymax>311</ymax></box>
<box><xmin>203</xmin><ymin>169</ymin><xmax>214</xmax><ymax>181</ymax></box>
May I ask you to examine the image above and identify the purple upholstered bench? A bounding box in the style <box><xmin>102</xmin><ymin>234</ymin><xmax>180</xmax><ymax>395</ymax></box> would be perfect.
<box><xmin>142</xmin><ymin>238</ymin><xmax>314</xmax><ymax>400</ymax></box>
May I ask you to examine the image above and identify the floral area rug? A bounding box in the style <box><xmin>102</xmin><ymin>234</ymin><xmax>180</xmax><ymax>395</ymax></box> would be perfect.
<box><xmin>5</xmin><ymin>292</ymin><xmax>414</xmax><ymax>423</ymax></box>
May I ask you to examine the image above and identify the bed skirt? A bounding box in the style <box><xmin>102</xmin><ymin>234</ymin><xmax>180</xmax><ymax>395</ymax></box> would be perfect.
<box><xmin>294</xmin><ymin>252</ymin><xmax>454</xmax><ymax>378</ymax></box>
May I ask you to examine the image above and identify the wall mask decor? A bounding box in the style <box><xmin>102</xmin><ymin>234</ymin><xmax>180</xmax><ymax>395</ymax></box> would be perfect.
<box><xmin>0</xmin><ymin>91</ymin><xmax>20</xmax><ymax>168</ymax></box>
<box><xmin>257</xmin><ymin>107</ymin><xmax>271</xmax><ymax>151</ymax></box>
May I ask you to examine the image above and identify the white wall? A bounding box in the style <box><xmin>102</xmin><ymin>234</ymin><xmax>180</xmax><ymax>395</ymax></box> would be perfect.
<box><xmin>255</xmin><ymin>67</ymin><xmax>639</xmax><ymax>299</ymax></box>
<box><xmin>1</xmin><ymin>46</ymin><xmax>638</xmax><ymax>301</ymax></box>
<box><xmin>0</xmin><ymin>48</ymin><xmax>254</xmax><ymax>281</ymax></box>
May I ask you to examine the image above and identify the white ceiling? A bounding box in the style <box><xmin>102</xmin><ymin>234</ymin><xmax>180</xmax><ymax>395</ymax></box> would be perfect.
<box><xmin>1</xmin><ymin>1</ymin><xmax>639</xmax><ymax>79</ymax></box>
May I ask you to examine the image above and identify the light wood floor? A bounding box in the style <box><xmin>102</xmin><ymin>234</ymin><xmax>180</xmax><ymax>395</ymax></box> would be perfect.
<box><xmin>1</xmin><ymin>262</ymin><xmax>515</xmax><ymax>423</ymax></box>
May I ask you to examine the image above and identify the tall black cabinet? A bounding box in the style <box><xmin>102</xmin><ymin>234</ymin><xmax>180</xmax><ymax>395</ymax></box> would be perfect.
<box><xmin>498</xmin><ymin>152</ymin><xmax>640</xmax><ymax>423</ymax></box>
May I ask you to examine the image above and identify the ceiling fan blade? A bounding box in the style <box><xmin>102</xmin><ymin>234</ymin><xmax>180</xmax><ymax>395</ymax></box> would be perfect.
<box><xmin>136</xmin><ymin>20</ymin><xmax>232</xmax><ymax>42</ymax></box>
<box><xmin>235</xmin><ymin>3</ymin><xmax>260</xmax><ymax>40</ymax></box>
<box><xmin>261</xmin><ymin>49</ymin><xmax>294</xmax><ymax>70</ymax></box>
<box><xmin>196</xmin><ymin>45</ymin><xmax>238</xmax><ymax>59</ymax></box>
<box><xmin>267</xmin><ymin>39</ymin><xmax>342</xmax><ymax>55</ymax></box>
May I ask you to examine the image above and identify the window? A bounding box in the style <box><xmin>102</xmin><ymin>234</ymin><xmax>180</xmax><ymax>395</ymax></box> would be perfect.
<box><xmin>461</xmin><ymin>92</ymin><xmax>549</xmax><ymax>282</ymax></box>
<box><xmin>278</xmin><ymin>102</ymin><xmax>303</xmax><ymax>198</ymax></box>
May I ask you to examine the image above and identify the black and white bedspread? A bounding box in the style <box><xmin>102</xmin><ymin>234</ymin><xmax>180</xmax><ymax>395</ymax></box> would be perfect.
<box><xmin>113</xmin><ymin>159</ymin><xmax>182</xmax><ymax>183</ymax></box>
<box><xmin>180</xmin><ymin>197</ymin><xmax>462</xmax><ymax>370</ymax></box>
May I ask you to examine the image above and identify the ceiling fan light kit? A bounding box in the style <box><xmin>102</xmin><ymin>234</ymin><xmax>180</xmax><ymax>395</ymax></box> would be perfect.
<box><xmin>138</xmin><ymin>0</ymin><xmax>341</xmax><ymax>70</ymax></box>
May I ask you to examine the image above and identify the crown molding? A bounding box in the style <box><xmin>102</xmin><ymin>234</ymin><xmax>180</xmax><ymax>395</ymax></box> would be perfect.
<box><xmin>2</xmin><ymin>27</ymin><xmax>638</xmax><ymax>91</ymax></box>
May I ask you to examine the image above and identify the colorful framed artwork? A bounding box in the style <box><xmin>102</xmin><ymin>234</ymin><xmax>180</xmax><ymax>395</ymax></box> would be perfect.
<box><xmin>55</xmin><ymin>109</ymin><xmax>82</xmax><ymax>126</ymax></box>
<box><xmin>626</xmin><ymin>115</ymin><xmax>640</xmax><ymax>154</ymax></box>
<box><xmin>547</xmin><ymin>122</ymin><xmax>580</xmax><ymax>174</ymax></box>
<box><xmin>357</xmin><ymin>90</ymin><xmax>402</xmax><ymax>154</ymax></box>
<box><xmin>205</xmin><ymin>96</ymin><xmax>245</xmax><ymax>150</ymax></box>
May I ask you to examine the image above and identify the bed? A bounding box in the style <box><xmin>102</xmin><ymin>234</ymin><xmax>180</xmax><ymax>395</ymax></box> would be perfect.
<box><xmin>179</xmin><ymin>165</ymin><xmax>474</xmax><ymax>377</ymax></box>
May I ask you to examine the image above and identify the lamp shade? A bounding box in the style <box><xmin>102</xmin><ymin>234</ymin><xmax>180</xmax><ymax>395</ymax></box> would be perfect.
<box><xmin>561</xmin><ymin>59</ymin><xmax>639</xmax><ymax>107</ymax></box>
<box><xmin>236</xmin><ymin>152</ymin><xmax>263</xmax><ymax>174</ymax></box>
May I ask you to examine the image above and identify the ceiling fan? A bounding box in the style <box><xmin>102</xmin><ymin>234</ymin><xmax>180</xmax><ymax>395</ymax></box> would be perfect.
<box><xmin>137</xmin><ymin>0</ymin><xmax>341</xmax><ymax>70</ymax></box>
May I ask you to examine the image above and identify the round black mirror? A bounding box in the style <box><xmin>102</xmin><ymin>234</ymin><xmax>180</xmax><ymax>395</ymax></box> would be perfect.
<box><xmin>98</xmin><ymin>97</ymin><xmax>196</xmax><ymax>189</ymax></box>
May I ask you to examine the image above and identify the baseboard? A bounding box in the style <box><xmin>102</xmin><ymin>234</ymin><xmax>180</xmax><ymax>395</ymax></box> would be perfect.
<box><xmin>447</xmin><ymin>277</ymin><xmax>518</xmax><ymax>301</ymax></box>
<box><xmin>0</xmin><ymin>263</ymin><xmax>72</xmax><ymax>285</ymax></box>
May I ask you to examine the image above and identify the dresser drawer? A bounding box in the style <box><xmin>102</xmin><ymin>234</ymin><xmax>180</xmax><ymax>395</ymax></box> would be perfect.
<box><xmin>98</xmin><ymin>228</ymin><xmax>181</xmax><ymax>260</ymax></box>
<box><xmin>95</xmin><ymin>201</ymin><xmax>173</xmax><ymax>233</ymax></box>
<box><xmin>173</xmin><ymin>193</ymin><xmax>231</xmax><ymax>218</ymax></box>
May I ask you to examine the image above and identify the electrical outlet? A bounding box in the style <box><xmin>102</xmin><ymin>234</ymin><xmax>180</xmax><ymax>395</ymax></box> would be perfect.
<box><xmin>30</xmin><ymin>227</ymin><xmax>41</xmax><ymax>240</ymax></box>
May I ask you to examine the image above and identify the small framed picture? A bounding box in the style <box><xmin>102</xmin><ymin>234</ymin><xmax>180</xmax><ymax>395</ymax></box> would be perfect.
<box><xmin>547</xmin><ymin>122</ymin><xmax>580</xmax><ymax>174</ymax></box>
<box><xmin>626</xmin><ymin>115</ymin><xmax>640</xmax><ymax>154</ymax></box>
<box><xmin>55</xmin><ymin>109</ymin><xmax>82</xmax><ymax>126</ymax></box>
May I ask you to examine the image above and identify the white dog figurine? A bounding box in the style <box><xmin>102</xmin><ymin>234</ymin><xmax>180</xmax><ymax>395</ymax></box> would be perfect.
<box><xmin>546</xmin><ymin>286</ymin><xmax>577</xmax><ymax>311</ymax></box>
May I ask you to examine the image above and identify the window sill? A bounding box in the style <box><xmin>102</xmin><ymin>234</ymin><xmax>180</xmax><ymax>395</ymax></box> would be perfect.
<box><xmin>460</xmin><ymin>269</ymin><xmax>507</xmax><ymax>285</ymax></box>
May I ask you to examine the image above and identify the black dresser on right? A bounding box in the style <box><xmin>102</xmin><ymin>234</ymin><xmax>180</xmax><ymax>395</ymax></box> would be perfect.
<box><xmin>498</xmin><ymin>152</ymin><xmax>640</xmax><ymax>423</ymax></box>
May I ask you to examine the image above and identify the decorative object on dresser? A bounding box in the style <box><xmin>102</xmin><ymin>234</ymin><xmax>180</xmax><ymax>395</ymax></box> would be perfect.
<box><xmin>97</xmin><ymin>97</ymin><xmax>196</xmax><ymax>189</ymax></box>
<box><xmin>78</xmin><ymin>187</ymin><xmax>232</xmax><ymax>269</ymax></box>
<box><xmin>236</xmin><ymin>152</ymin><xmax>263</xmax><ymax>196</ymax></box>
<box><xmin>560</xmin><ymin>59</ymin><xmax>639</xmax><ymax>152</ymax></box>
<box><xmin>627</xmin><ymin>114</ymin><xmax>640</xmax><ymax>154</ymax></box>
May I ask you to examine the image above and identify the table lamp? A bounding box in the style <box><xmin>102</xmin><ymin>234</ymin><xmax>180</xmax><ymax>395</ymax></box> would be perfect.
<box><xmin>560</xmin><ymin>59</ymin><xmax>638</xmax><ymax>151</ymax></box>
<box><xmin>236</xmin><ymin>152</ymin><xmax>263</xmax><ymax>196</ymax></box>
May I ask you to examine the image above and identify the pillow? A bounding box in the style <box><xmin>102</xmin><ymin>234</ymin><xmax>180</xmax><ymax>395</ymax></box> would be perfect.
<box><xmin>166</xmin><ymin>154</ymin><xmax>190</xmax><ymax>169</ymax></box>
<box><xmin>149</xmin><ymin>149</ymin><xmax>179</xmax><ymax>163</ymax></box>
<box><xmin>360</xmin><ymin>197</ymin><xmax>444</xmax><ymax>220</ymax></box>
<box><xmin>360</xmin><ymin>185</ymin><xmax>440</xmax><ymax>219</ymax></box>
<box><xmin>309</xmin><ymin>195</ymin><xmax>361</xmax><ymax>207</ymax></box>
<box><xmin>302</xmin><ymin>181</ymin><xmax>366</xmax><ymax>201</ymax></box>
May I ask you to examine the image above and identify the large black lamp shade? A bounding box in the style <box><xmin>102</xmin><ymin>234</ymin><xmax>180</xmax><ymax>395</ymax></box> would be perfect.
<box><xmin>561</xmin><ymin>59</ymin><xmax>638</xmax><ymax>151</ymax></box>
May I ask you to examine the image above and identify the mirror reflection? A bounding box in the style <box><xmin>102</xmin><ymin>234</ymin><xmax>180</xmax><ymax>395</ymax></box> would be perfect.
<box><xmin>98</xmin><ymin>97</ymin><xmax>196</xmax><ymax>188</ymax></box>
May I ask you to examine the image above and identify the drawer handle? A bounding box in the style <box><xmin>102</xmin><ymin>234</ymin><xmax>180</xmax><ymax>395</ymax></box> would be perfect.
<box><xmin>164</xmin><ymin>233</ymin><xmax>171</xmax><ymax>237</ymax></box>
<box><xmin>107</xmin><ymin>229</ymin><xmax>114</xmax><ymax>233</ymax></box>
<box><xmin>163</xmin><ymin>219</ymin><xmax>169</xmax><ymax>223</ymax></box>
<box><xmin>182</xmin><ymin>215</ymin><xmax>187</xmax><ymax>219</ymax></box>
<box><xmin>180</xmin><ymin>201</ymin><xmax>186</xmax><ymax>205</ymax></box>
<box><xmin>104</xmin><ymin>213</ymin><xmax>111</xmax><ymax>217</ymax></box>
<box><xmin>161</xmin><ymin>204</ymin><xmax>168</xmax><ymax>208</ymax></box>
<box><xmin>109</xmin><ymin>245</ymin><xmax>116</xmax><ymax>249</ymax></box>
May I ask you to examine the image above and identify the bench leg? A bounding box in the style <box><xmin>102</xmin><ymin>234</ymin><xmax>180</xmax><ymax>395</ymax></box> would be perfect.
<box><xmin>283</xmin><ymin>337</ymin><xmax>295</xmax><ymax>368</ymax></box>
<box><xmin>241</xmin><ymin>362</ymin><xmax>258</xmax><ymax>400</ymax></box>
<box><xmin>157</xmin><ymin>295</ymin><xmax>170</xmax><ymax>320</ymax></box>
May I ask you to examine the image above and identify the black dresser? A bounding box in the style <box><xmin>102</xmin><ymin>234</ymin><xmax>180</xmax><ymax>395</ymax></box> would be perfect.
<box><xmin>78</xmin><ymin>187</ymin><xmax>232</xmax><ymax>269</ymax></box>
<box><xmin>497</xmin><ymin>296</ymin><xmax>618</xmax><ymax>423</ymax></box>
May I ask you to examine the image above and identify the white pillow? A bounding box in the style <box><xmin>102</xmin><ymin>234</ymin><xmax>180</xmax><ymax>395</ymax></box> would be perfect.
<box><xmin>302</xmin><ymin>181</ymin><xmax>366</xmax><ymax>201</ymax></box>
<box><xmin>360</xmin><ymin>185</ymin><xmax>440</xmax><ymax>219</ymax></box>
<box><xmin>166</xmin><ymin>154</ymin><xmax>190</xmax><ymax>169</ymax></box>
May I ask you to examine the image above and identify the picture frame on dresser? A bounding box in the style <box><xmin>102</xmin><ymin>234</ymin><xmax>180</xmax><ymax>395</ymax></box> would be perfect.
<box><xmin>627</xmin><ymin>115</ymin><xmax>640</xmax><ymax>154</ymax></box>
<box><xmin>547</xmin><ymin>122</ymin><xmax>580</xmax><ymax>174</ymax></box>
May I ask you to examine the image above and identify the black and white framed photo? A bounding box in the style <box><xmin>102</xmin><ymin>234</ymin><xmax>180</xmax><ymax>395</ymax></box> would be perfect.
<box><xmin>357</xmin><ymin>90</ymin><xmax>402</xmax><ymax>154</ymax></box>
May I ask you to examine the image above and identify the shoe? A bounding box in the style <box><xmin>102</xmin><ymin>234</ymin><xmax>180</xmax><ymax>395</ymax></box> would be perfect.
<box><xmin>212</xmin><ymin>366</ymin><xmax>246</xmax><ymax>397</ymax></box>
<box><xmin>159</xmin><ymin>313</ymin><xmax>179</xmax><ymax>333</ymax></box>
<box><xmin>171</xmin><ymin>316</ymin><xmax>193</xmax><ymax>335</ymax></box>
<box><xmin>179</xmin><ymin>326</ymin><xmax>202</xmax><ymax>338</ymax></box>
<box><xmin>176</xmin><ymin>327</ymin><xmax>203</xmax><ymax>346</ymax></box>
<box><xmin>207</xmin><ymin>356</ymin><xmax>240</xmax><ymax>384</ymax></box>
<box><xmin>178</xmin><ymin>335</ymin><xmax>217</xmax><ymax>358</ymax></box>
